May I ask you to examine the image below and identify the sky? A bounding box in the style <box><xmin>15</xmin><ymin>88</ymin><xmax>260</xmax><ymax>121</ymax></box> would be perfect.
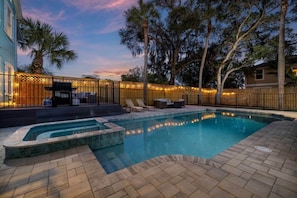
<box><xmin>18</xmin><ymin>0</ymin><xmax>143</xmax><ymax>80</ymax></box>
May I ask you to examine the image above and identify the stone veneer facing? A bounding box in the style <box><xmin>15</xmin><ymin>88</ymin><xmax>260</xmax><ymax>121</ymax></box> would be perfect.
<box><xmin>5</xmin><ymin>131</ymin><xmax>124</xmax><ymax>159</ymax></box>
<box><xmin>4</xmin><ymin>118</ymin><xmax>125</xmax><ymax>159</ymax></box>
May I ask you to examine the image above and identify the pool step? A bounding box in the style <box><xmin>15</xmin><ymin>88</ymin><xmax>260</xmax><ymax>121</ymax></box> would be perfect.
<box><xmin>93</xmin><ymin>146</ymin><xmax>135</xmax><ymax>174</ymax></box>
<box><xmin>36</xmin><ymin>125</ymin><xmax>105</xmax><ymax>140</ymax></box>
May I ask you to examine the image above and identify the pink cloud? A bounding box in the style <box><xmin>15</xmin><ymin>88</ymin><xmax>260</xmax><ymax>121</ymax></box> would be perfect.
<box><xmin>80</xmin><ymin>53</ymin><xmax>142</xmax><ymax>80</ymax></box>
<box><xmin>62</xmin><ymin>0</ymin><xmax>136</xmax><ymax>11</ymax></box>
<box><xmin>93</xmin><ymin>69</ymin><xmax>127</xmax><ymax>76</ymax></box>
<box><xmin>22</xmin><ymin>9</ymin><xmax>65</xmax><ymax>26</ymax></box>
<box><xmin>97</xmin><ymin>14</ymin><xmax>124</xmax><ymax>34</ymax></box>
<box><xmin>21</xmin><ymin>8</ymin><xmax>81</xmax><ymax>41</ymax></box>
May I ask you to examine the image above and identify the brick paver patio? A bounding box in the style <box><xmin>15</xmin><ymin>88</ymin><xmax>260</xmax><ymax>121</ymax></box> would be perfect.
<box><xmin>0</xmin><ymin>106</ymin><xmax>296</xmax><ymax>197</ymax></box>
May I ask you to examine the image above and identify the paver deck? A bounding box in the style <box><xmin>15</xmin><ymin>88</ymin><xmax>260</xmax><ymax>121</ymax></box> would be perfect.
<box><xmin>0</xmin><ymin>106</ymin><xmax>296</xmax><ymax>197</ymax></box>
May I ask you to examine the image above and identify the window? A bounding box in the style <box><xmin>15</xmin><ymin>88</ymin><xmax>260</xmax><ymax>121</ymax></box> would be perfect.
<box><xmin>255</xmin><ymin>69</ymin><xmax>264</xmax><ymax>80</ymax></box>
<box><xmin>5</xmin><ymin>2</ymin><xmax>13</xmax><ymax>39</ymax></box>
<box><xmin>5</xmin><ymin>62</ymin><xmax>14</xmax><ymax>98</ymax></box>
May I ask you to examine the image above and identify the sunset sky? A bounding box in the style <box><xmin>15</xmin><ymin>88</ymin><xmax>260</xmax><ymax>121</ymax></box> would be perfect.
<box><xmin>18</xmin><ymin>0</ymin><xmax>143</xmax><ymax>80</ymax></box>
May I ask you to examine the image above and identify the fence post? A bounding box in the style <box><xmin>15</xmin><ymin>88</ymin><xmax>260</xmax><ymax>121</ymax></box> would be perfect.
<box><xmin>97</xmin><ymin>80</ymin><xmax>100</xmax><ymax>106</ymax></box>
<box><xmin>51</xmin><ymin>76</ymin><xmax>57</xmax><ymax>107</ymax></box>
<box><xmin>263</xmin><ymin>93</ymin><xmax>265</xmax><ymax>110</ymax></box>
<box><xmin>112</xmin><ymin>81</ymin><xmax>115</xmax><ymax>104</ymax></box>
<box><xmin>1</xmin><ymin>72</ymin><xmax>5</xmax><ymax>108</ymax></box>
<box><xmin>182</xmin><ymin>94</ymin><xmax>188</xmax><ymax>105</ymax></box>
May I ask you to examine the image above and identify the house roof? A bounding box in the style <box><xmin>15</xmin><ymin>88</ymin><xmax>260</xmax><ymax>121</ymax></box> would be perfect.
<box><xmin>253</xmin><ymin>55</ymin><xmax>297</xmax><ymax>69</ymax></box>
<box><xmin>253</xmin><ymin>61</ymin><xmax>277</xmax><ymax>69</ymax></box>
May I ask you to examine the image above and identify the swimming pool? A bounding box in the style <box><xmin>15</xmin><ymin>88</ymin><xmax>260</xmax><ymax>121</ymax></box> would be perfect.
<box><xmin>93</xmin><ymin>110</ymin><xmax>291</xmax><ymax>173</ymax></box>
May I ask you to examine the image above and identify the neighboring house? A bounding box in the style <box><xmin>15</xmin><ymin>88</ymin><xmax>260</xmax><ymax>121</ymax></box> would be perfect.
<box><xmin>245</xmin><ymin>59</ymin><xmax>297</xmax><ymax>89</ymax></box>
<box><xmin>0</xmin><ymin>0</ymin><xmax>22</xmax><ymax>106</ymax></box>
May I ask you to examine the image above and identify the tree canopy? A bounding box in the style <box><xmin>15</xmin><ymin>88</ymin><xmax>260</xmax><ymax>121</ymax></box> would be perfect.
<box><xmin>19</xmin><ymin>17</ymin><xmax>77</xmax><ymax>74</ymax></box>
<box><xmin>120</xmin><ymin>0</ymin><xmax>297</xmax><ymax>104</ymax></box>
<box><xmin>120</xmin><ymin>0</ymin><xmax>296</xmax><ymax>83</ymax></box>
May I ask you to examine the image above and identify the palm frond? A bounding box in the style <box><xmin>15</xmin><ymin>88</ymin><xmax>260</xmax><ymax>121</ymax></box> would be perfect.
<box><xmin>19</xmin><ymin>17</ymin><xmax>77</xmax><ymax>73</ymax></box>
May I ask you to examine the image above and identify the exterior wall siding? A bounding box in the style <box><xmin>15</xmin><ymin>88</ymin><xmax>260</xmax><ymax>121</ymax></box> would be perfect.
<box><xmin>0</xmin><ymin>0</ymin><xmax>21</xmax><ymax>105</ymax></box>
<box><xmin>246</xmin><ymin>64</ymin><xmax>297</xmax><ymax>88</ymax></box>
<box><xmin>0</xmin><ymin>0</ymin><xmax>18</xmax><ymax>68</ymax></box>
<box><xmin>246</xmin><ymin>67</ymin><xmax>278</xmax><ymax>87</ymax></box>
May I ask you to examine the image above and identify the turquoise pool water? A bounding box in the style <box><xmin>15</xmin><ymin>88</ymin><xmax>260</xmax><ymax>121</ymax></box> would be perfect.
<box><xmin>23</xmin><ymin>119</ymin><xmax>108</xmax><ymax>141</ymax></box>
<box><xmin>93</xmin><ymin>111</ymin><xmax>289</xmax><ymax>174</ymax></box>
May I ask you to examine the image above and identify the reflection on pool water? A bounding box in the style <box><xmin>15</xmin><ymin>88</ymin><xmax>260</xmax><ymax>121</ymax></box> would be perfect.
<box><xmin>93</xmin><ymin>111</ymin><xmax>289</xmax><ymax>174</ymax></box>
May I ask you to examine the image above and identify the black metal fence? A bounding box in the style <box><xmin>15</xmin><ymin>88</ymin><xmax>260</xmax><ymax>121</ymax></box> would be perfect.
<box><xmin>0</xmin><ymin>73</ymin><xmax>120</xmax><ymax>108</ymax></box>
<box><xmin>1</xmin><ymin>72</ymin><xmax>297</xmax><ymax>111</ymax></box>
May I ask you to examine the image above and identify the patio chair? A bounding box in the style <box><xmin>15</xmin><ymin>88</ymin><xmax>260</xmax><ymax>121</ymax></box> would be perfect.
<box><xmin>136</xmin><ymin>99</ymin><xmax>154</xmax><ymax>110</ymax></box>
<box><xmin>125</xmin><ymin>99</ymin><xmax>143</xmax><ymax>112</ymax></box>
<box><xmin>153</xmin><ymin>98</ymin><xmax>174</xmax><ymax>109</ymax></box>
<box><xmin>178</xmin><ymin>99</ymin><xmax>185</xmax><ymax>107</ymax></box>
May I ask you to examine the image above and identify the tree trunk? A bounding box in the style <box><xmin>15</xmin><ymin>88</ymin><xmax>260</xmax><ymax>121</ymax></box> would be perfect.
<box><xmin>169</xmin><ymin>68</ymin><xmax>175</xmax><ymax>85</ymax></box>
<box><xmin>143</xmin><ymin>20</ymin><xmax>148</xmax><ymax>105</ymax></box>
<box><xmin>32</xmin><ymin>51</ymin><xmax>43</xmax><ymax>74</ymax></box>
<box><xmin>215</xmin><ymin>5</ymin><xmax>266</xmax><ymax>105</ymax></box>
<box><xmin>215</xmin><ymin>66</ymin><xmax>223</xmax><ymax>105</ymax></box>
<box><xmin>169</xmin><ymin>48</ymin><xmax>179</xmax><ymax>85</ymax></box>
<box><xmin>198</xmin><ymin>20</ymin><xmax>212</xmax><ymax>105</ymax></box>
<box><xmin>278</xmin><ymin>0</ymin><xmax>288</xmax><ymax>110</ymax></box>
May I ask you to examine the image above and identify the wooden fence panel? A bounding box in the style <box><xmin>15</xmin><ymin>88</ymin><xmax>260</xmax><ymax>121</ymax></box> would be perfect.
<box><xmin>284</xmin><ymin>93</ymin><xmax>297</xmax><ymax>111</ymax></box>
<box><xmin>264</xmin><ymin>93</ymin><xmax>278</xmax><ymax>110</ymax></box>
<box><xmin>2</xmin><ymin>72</ymin><xmax>297</xmax><ymax>111</ymax></box>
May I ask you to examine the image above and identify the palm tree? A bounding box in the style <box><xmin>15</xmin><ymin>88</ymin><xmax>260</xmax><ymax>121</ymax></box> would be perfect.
<box><xmin>119</xmin><ymin>0</ymin><xmax>159</xmax><ymax>105</ymax></box>
<box><xmin>278</xmin><ymin>0</ymin><xmax>288</xmax><ymax>110</ymax></box>
<box><xmin>142</xmin><ymin>19</ymin><xmax>149</xmax><ymax>105</ymax></box>
<box><xmin>19</xmin><ymin>17</ymin><xmax>77</xmax><ymax>74</ymax></box>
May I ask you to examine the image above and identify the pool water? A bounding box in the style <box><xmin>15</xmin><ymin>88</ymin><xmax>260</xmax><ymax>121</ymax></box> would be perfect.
<box><xmin>23</xmin><ymin>119</ymin><xmax>108</xmax><ymax>141</ymax></box>
<box><xmin>93</xmin><ymin>111</ymin><xmax>286</xmax><ymax>174</ymax></box>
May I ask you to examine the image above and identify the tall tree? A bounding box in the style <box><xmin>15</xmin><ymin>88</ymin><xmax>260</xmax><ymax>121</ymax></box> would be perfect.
<box><xmin>120</xmin><ymin>0</ymin><xmax>202</xmax><ymax>86</ymax></box>
<box><xmin>19</xmin><ymin>17</ymin><xmax>77</xmax><ymax>74</ymax></box>
<box><xmin>195</xmin><ymin>0</ymin><xmax>221</xmax><ymax>104</ymax></box>
<box><xmin>278</xmin><ymin>0</ymin><xmax>288</xmax><ymax>110</ymax></box>
<box><xmin>154</xmin><ymin>1</ymin><xmax>200</xmax><ymax>84</ymax></box>
<box><xmin>214</xmin><ymin>1</ymin><xmax>278</xmax><ymax>104</ymax></box>
<box><xmin>198</xmin><ymin>20</ymin><xmax>211</xmax><ymax>104</ymax></box>
<box><xmin>143</xmin><ymin>20</ymin><xmax>149</xmax><ymax>105</ymax></box>
<box><xmin>119</xmin><ymin>0</ymin><xmax>159</xmax><ymax>104</ymax></box>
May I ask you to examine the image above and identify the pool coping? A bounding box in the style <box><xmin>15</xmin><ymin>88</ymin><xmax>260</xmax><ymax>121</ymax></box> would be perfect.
<box><xmin>93</xmin><ymin>108</ymin><xmax>296</xmax><ymax>175</ymax></box>
<box><xmin>98</xmin><ymin>109</ymin><xmax>293</xmax><ymax>174</ymax></box>
<box><xmin>1</xmin><ymin>106</ymin><xmax>297</xmax><ymax>197</ymax></box>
